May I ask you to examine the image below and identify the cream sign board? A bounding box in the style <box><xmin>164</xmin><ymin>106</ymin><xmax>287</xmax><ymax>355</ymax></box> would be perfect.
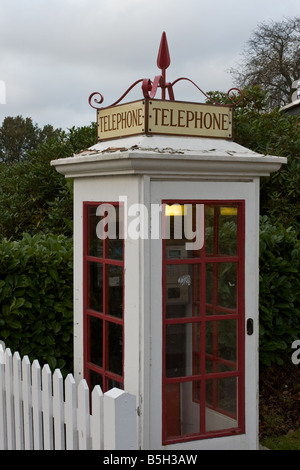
<box><xmin>97</xmin><ymin>100</ymin><xmax>145</xmax><ymax>141</ymax></box>
<box><xmin>97</xmin><ymin>99</ymin><xmax>233</xmax><ymax>141</ymax></box>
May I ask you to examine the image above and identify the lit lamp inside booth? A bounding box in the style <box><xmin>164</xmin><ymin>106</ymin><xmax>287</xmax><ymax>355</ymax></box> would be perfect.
<box><xmin>220</xmin><ymin>207</ymin><xmax>238</xmax><ymax>216</ymax></box>
<box><xmin>165</xmin><ymin>204</ymin><xmax>187</xmax><ymax>217</ymax></box>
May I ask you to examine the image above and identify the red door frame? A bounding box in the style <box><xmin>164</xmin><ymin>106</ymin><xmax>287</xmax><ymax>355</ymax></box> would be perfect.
<box><xmin>162</xmin><ymin>200</ymin><xmax>245</xmax><ymax>444</ymax></box>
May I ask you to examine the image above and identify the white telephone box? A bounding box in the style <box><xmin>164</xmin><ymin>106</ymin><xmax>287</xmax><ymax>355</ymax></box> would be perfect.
<box><xmin>52</xmin><ymin>33</ymin><xmax>286</xmax><ymax>450</ymax></box>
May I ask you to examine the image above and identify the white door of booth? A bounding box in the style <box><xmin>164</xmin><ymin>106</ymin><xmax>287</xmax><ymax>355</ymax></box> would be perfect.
<box><xmin>147</xmin><ymin>179</ymin><xmax>259</xmax><ymax>450</ymax></box>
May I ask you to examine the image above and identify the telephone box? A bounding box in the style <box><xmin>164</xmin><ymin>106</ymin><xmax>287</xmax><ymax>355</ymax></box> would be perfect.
<box><xmin>52</xmin><ymin>34</ymin><xmax>286</xmax><ymax>450</ymax></box>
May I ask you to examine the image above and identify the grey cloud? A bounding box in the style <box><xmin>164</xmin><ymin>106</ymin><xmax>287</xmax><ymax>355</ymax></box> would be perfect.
<box><xmin>0</xmin><ymin>0</ymin><xmax>299</xmax><ymax>129</ymax></box>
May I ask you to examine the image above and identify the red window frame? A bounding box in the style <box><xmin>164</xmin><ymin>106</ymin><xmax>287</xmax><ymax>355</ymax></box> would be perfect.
<box><xmin>162</xmin><ymin>200</ymin><xmax>245</xmax><ymax>444</ymax></box>
<box><xmin>83</xmin><ymin>201</ymin><xmax>124</xmax><ymax>393</ymax></box>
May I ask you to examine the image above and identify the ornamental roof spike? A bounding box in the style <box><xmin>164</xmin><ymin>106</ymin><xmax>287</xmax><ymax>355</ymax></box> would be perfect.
<box><xmin>157</xmin><ymin>31</ymin><xmax>171</xmax><ymax>72</ymax></box>
<box><xmin>88</xmin><ymin>32</ymin><xmax>242</xmax><ymax>110</ymax></box>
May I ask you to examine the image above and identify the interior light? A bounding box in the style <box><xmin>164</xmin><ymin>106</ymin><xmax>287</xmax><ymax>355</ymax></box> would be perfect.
<box><xmin>220</xmin><ymin>207</ymin><xmax>238</xmax><ymax>216</ymax></box>
<box><xmin>165</xmin><ymin>204</ymin><xmax>186</xmax><ymax>216</ymax></box>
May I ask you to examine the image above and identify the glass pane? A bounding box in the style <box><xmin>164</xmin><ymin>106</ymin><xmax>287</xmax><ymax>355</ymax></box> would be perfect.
<box><xmin>165</xmin><ymin>264</ymin><xmax>200</xmax><ymax>319</ymax></box>
<box><xmin>106</xmin><ymin>377</ymin><xmax>123</xmax><ymax>390</ymax></box>
<box><xmin>218</xmin><ymin>206</ymin><xmax>238</xmax><ymax>256</ymax></box>
<box><xmin>165</xmin><ymin>241</ymin><xmax>187</xmax><ymax>260</ymax></box>
<box><xmin>88</xmin><ymin>205</ymin><xmax>103</xmax><ymax>258</ymax></box>
<box><xmin>107</xmin><ymin>265</ymin><xmax>123</xmax><ymax>318</ymax></box>
<box><xmin>205</xmin><ymin>377</ymin><xmax>238</xmax><ymax>432</ymax></box>
<box><xmin>89</xmin><ymin>369</ymin><xmax>103</xmax><ymax>391</ymax></box>
<box><xmin>88</xmin><ymin>262</ymin><xmax>103</xmax><ymax>312</ymax></box>
<box><xmin>166</xmin><ymin>323</ymin><xmax>201</xmax><ymax>377</ymax></box>
<box><xmin>205</xmin><ymin>263</ymin><xmax>214</xmax><ymax>306</ymax></box>
<box><xmin>88</xmin><ymin>316</ymin><xmax>103</xmax><ymax>367</ymax></box>
<box><xmin>165</xmin><ymin>204</ymin><xmax>204</xmax><ymax>259</ymax></box>
<box><xmin>218</xmin><ymin>263</ymin><xmax>237</xmax><ymax>310</ymax></box>
<box><xmin>205</xmin><ymin>320</ymin><xmax>237</xmax><ymax>373</ymax></box>
<box><xmin>205</xmin><ymin>205</ymin><xmax>238</xmax><ymax>256</ymax></box>
<box><xmin>206</xmin><ymin>263</ymin><xmax>237</xmax><ymax>312</ymax></box>
<box><xmin>204</xmin><ymin>206</ymin><xmax>215</xmax><ymax>255</ymax></box>
<box><xmin>107</xmin><ymin>205</ymin><xmax>124</xmax><ymax>260</ymax></box>
<box><xmin>107</xmin><ymin>322</ymin><xmax>123</xmax><ymax>376</ymax></box>
<box><xmin>165</xmin><ymin>381</ymin><xmax>201</xmax><ymax>440</ymax></box>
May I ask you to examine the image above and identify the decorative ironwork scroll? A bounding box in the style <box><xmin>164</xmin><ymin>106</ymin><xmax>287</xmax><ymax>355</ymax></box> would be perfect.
<box><xmin>89</xmin><ymin>32</ymin><xmax>242</xmax><ymax>110</ymax></box>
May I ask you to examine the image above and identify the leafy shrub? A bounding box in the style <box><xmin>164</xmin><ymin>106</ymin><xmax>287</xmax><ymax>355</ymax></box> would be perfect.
<box><xmin>259</xmin><ymin>216</ymin><xmax>300</xmax><ymax>365</ymax></box>
<box><xmin>0</xmin><ymin>233</ymin><xmax>73</xmax><ymax>374</ymax></box>
<box><xmin>0</xmin><ymin>122</ymin><xmax>97</xmax><ymax>240</ymax></box>
<box><xmin>208</xmin><ymin>86</ymin><xmax>300</xmax><ymax>231</ymax></box>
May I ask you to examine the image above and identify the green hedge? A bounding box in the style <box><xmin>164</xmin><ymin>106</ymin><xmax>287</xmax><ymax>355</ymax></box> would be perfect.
<box><xmin>259</xmin><ymin>216</ymin><xmax>300</xmax><ymax>366</ymax></box>
<box><xmin>0</xmin><ymin>233</ymin><xmax>73</xmax><ymax>374</ymax></box>
<box><xmin>0</xmin><ymin>217</ymin><xmax>299</xmax><ymax>373</ymax></box>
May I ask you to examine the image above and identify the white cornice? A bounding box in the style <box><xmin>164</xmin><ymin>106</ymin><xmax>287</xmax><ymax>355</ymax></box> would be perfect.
<box><xmin>51</xmin><ymin>135</ymin><xmax>286</xmax><ymax>179</ymax></box>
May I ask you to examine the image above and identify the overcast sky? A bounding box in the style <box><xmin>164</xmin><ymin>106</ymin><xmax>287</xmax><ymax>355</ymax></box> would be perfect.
<box><xmin>0</xmin><ymin>0</ymin><xmax>299</xmax><ymax>131</ymax></box>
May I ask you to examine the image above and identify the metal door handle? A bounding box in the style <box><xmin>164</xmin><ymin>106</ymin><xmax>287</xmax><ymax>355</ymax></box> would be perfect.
<box><xmin>247</xmin><ymin>318</ymin><xmax>254</xmax><ymax>335</ymax></box>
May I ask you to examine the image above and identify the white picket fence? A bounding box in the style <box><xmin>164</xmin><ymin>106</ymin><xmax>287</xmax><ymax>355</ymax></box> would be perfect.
<box><xmin>0</xmin><ymin>346</ymin><xmax>137</xmax><ymax>450</ymax></box>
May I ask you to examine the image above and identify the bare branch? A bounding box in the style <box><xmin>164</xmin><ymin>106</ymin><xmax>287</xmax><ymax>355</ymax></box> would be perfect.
<box><xmin>229</xmin><ymin>17</ymin><xmax>300</xmax><ymax>108</ymax></box>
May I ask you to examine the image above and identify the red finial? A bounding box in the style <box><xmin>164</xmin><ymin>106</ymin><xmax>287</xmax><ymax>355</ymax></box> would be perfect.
<box><xmin>157</xmin><ymin>32</ymin><xmax>170</xmax><ymax>71</ymax></box>
<box><xmin>157</xmin><ymin>32</ymin><xmax>170</xmax><ymax>99</ymax></box>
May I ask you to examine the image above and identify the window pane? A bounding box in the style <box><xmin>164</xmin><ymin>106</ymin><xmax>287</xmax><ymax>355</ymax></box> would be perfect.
<box><xmin>107</xmin><ymin>205</ymin><xmax>124</xmax><ymax>260</ymax></box>
<box><xmin>89</xmin><ymin>369</ymin><xmax>103</xmax><ymax>391</ymax></box>
<box><xmin>205</xmin><ymin>320</ymin><xmax>237</xmax><ymax>373</ymax></box>
<box><xmin>165</xmin><ymin>204</ymin><xmax>204</xmax><ymax>259</ymax></box>
<box><xmin>204</xmin><ymin>206</ymin><xmax>215</xmax><ymax>255</ymax></box>
<box><xmin>165</xmin><ymin>381</ymin><xmax>201</xmax><ymax>440</ymax></box>
<box><xmin>205</xmin><ymin>377</ymin><xmax>238</xmax><ymax>432</ymax></box>
<box><xmin>218</xmin><ymin>206</ymin><xmax>238</xmax><ymax>256</ymax></box>
<box><xmin>206</xmin><ymin>263</ymin><xmax>237</xmax><ymax>312</ymax></box>
<box><xmin>107</xmin><ymin>322</ymin><xmax>123</xmax><ymax>376</ymax></box>
<box><xmin>106</xmin><ymin>377</ymin><xmax>123</xmax><ymax>390</ymax></box>
<box><xmin>88</xmin><ymin>206</ymin><xmax>103</xmax><ymax>258</ymax></box>
<box><xmin>218</xmin><ymin>263</ymin><xmax>237</xmax><ymax>309</ymax></box>
<box><xmin>88</xmin><ymin>262</ymin><xmax>103</xmax><ymax>312</ymax></box>
<box><xmin>165</xmin><ymin>264</ymin><xmax>200</xmax><ymax>319</ymax></box>
<box><xmin>205</xmin><ymin>263</ymin><xmax>214</xmax><ymax>306</ymax></box>
<box><xmin>166</xmin><ymin>323</ymin><xmax>201</xmax><ymax>377</ymax></box>
<box><xmin>88</xmin><ymin>316</ymin><xmax>103</xmax><ymax>367</ymax></box>
<box><xmin>205</xmin><ymin>205</ymin><xmax>238</xmax><ymax>256</ymax></box>
<box><xmin>107</xmin><ymin>265</ymin><xmax>123</xmax><ymax>318</ymax></box>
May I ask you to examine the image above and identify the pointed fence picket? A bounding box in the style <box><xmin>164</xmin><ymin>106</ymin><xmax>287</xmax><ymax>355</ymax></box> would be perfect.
<box><xmin>0</xmin><ymin>345</ymin><xmax>137</xmax><ymax>450</ymax></box>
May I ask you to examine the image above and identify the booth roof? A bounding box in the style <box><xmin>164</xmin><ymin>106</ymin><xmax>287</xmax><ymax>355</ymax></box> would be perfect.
<box><xmin>69</xmin><ymin>134</ymin><xmax>282</xmax><ymax>159</ymax></box>
<box><xmin>51</xmin><ymin>134</ymin><xmax>287</xmax><ymax>179</ymax></box>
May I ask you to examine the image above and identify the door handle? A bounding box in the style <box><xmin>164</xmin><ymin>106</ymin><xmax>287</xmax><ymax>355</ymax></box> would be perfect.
<box><xmin>247</xmin><ymin>318</ymin><xmax>254</xmax><ymax>335</ymax></box>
